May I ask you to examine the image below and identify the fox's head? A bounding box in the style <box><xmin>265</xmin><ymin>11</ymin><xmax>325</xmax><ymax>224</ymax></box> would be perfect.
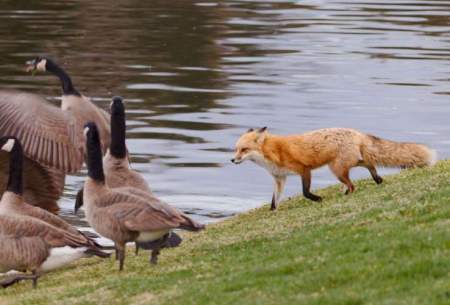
<box><xmin>231</xmin><ymin>127</ymin><xmax>267</xmax><ymax>164</ymax></box>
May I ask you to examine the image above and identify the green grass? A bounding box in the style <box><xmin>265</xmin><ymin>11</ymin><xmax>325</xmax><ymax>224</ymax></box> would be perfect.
<box><xmin>1</xmin><ymin>161</ymin><xmax>449</xmax><ymax>305</ymax></box>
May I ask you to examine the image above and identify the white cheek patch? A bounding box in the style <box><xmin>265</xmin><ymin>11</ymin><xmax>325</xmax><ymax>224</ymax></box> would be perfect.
<box><xmin>247</xmin><ymin>151</ymin><xmax>265</xmax><ymax>164</ymax></box>
<box><xmin>83</xmin><ymin>127</ymin><xmax>90</xmax><ymax>137</ymax></box>
<box><xmin>37</xmin><ymin>59</ymin><xmax>47</xmax><ymax>71</ymax></box>
<box><xmin>1</xmin><ymin>139</ymin><xmax>15</xmax><ymax>152</ymax></box>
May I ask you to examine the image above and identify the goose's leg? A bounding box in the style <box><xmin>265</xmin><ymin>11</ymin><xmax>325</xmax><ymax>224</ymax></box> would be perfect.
<box><xmin>150</xmin><ymin>234</ymin><xmax>169</xmax><ymax>265</ymax></box>
<box><xmin>150</xmin><ymin>249</ymin><xmax>160</xmax><ymax>265</ymax></box>
<box><xmin>31</xmin><ymin>270</ymin><xmax>39</xmax><ymax>289</ymax></box>
<box><xmin>135</xmin><ymin>242</ymin><xmax>140</xmax><ymax>256</ymax></box>
<box><xmin>0</xmin><ymin>275</ymin><xmax>24</xmax><ymax>288</ymax></box>
<box><xmin>0</xmin><ymin>272</ymin><xmax>40</xmax><ymax>289</ymax></box>
<box><xmin>117</xmin><ymin>244</ymin><xmax>126</xmax><ymax>271</ymax></box>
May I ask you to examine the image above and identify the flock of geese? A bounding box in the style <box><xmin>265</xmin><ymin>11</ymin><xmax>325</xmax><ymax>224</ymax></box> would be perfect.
<box><xmin>0</xmin><ymin>57</ymin><xmax>204</xmax><ymax>288</ymax></box>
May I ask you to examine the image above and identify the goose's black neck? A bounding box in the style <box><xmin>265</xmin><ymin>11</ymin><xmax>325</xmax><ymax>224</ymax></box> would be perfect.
<box><xmin>45</xmin><ymin>59</ymin><xmax>81</xmax><ymax>96</ymax></box>
<box><xmin>110</xmin><ymin>103</ymin><xmax>127</xmax><ymax>159</ymax></box>
<box><xmin>86</xmin><ymin>125</ymin><xmax>105</xmax><ymax>183</ymax></box>
<box><xmin>7</xmin><ymin>141</ymin><xmax>23</xmax><ymax>195</ymax></box>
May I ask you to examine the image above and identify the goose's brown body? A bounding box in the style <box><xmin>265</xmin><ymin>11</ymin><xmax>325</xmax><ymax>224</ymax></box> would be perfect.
<box><xmin>83</xmin><ymin>179</ymin><xmax>200</xmax><ymax>249</ymax></box>
<box><xmin>0</xmin><ymin>192</ymin><xmax>98</xmax><ymax>247</ymax></box>
<box><xmin>0</xmin><ymin>210</ymin><xmax>102</xmax><ymax>278</ymax></box>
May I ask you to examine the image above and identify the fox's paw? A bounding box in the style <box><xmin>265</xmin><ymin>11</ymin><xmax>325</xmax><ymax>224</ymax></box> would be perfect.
<box><xmin>306</xmin><ymin>194</ymin><xmax>322</xmax><ymax>202</ymax></box>
<box><xmin>374</xmin><ymin>176</ymin><xmax>383</xmax><ymax>184</ymax></box>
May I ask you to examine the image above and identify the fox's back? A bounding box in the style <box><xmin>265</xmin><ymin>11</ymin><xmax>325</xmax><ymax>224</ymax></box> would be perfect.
<box><xmin>299</xmin><ymin>128</ymin><xmax>365</xmax><ymax>146</ymax></box>
<box><xmin>264</xmin><ymin>128</ymin><xmax>366</xmax><ymax>169</ymax></box>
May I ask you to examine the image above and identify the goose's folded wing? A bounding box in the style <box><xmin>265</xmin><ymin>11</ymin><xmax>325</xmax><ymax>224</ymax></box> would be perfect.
<box><xmin>18</xmin><ymin>196</ymin><xmax>74</xmax><ymax>231</ymax></box>
<box><xmin>111</xmin><ymin>203</ymin><xmax>182</xmax><ymax>232</ymax></box>
<box><xmin>111</xmin><ymin>187</ymin><xmax>204</xmax><ymax>230</ymax></box>
<box><xmin>0</xmin><ymin>90</ymin><xmax>84</xmax><ymax>173</ymax></box>
<box><xmin>109</xmin><ymin>187</ymin><xmax>182</xmax><ymax>218</ymax></box>
<box><xmin>0</xmin><ymin>151</ymin><xmax>65</xmax><ymax>212</ymax></box>
<box><xmin>98</xmin><ymin>189</ymin><xmax>202</xmax><ymax>231</ymax></box>
<box><xmin>0</xmin><ymin>215</ymin><xmax>86</xmax><ymax>247</ymax></box>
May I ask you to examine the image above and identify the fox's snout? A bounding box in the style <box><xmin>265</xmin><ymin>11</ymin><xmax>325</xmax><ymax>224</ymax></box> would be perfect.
<box><xmin>230</xmin><ymin>158</ymin><xmax>242</xmax><ymax>164</ymax></box>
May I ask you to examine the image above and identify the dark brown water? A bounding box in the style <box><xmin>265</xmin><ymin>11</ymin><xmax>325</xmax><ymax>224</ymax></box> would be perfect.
<box><xmin>0</xmin><ymin>0</ymin><xmax>449</xmax><ymax>227</ymax></box>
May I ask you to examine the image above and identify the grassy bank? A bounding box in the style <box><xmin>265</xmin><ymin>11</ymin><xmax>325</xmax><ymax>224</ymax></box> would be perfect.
<box><xmin>1</xmin><ymin>161</ymin><xmax>449</xmax><ymax>305</ymax></box>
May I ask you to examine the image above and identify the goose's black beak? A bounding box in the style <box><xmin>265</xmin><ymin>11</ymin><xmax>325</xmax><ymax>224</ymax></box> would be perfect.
<box><xmin>74</xmin><ymin>188</ymin><xmax>84</xmax><ymax>214</ymax></box>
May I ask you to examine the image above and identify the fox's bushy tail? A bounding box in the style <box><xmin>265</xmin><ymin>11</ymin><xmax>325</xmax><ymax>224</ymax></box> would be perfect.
<box><xmin>362</xmin><ymin>135</ymin><xmax>436</xmax><ymax>168</ymax></box>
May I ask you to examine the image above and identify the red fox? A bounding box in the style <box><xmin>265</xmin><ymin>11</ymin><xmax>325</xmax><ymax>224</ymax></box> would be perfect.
<box><xmin>231</xmin><ymin>127</ymin><xmax>436</xmax><ymax>210</ymax></box>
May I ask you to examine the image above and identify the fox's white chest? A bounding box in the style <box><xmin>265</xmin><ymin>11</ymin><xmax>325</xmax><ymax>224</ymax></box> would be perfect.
<box><xmin>251</xmin><ymin>153</ymin><xmax>293</xmax><ymax>177</ymax></box>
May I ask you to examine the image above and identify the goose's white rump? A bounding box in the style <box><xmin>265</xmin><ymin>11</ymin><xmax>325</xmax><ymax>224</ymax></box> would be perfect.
<box><xmin>41</xmin><ymin>246</ymin><xmax>88</xmax><ymax>272</ymax></box>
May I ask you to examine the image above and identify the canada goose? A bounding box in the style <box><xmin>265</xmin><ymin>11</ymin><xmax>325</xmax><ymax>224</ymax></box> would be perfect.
<box><xmin>0</xmin><ymin>215</ymin><xmax>110</xmax><ymax>288</ymax></box>
<box><xmin>104</xmin><ymin>96</ymin><xmax>153</xmax><ymax>255</ymax></box>
<box><xmin>82</xmin><ymin>123</ymin><xmax>204</xmax><ymax>270</ymax></box>
<box><xmin>0</xmin><ymin>137</ymin><xmax>109</xmax><ymax>288</ymax></box>
<box><xmin>103</xmin><ymin>96</ymin><xmax>151</xmax><ymax>193</ymax></box>
<box><xmin>75</xmin><ymin>96</ymin><xmax>151</xmax><ymax>211</ymax></box>
<box><xmin>0</xmin><ymin>136</ymin><xmax>102</xmax><ymax>247</ymax></box>
<box><xmin>75</xmin><ymin>97</ymin><xmax>183</xmax><ymax>255</ymax></box>
<box><xmin>0</xmin><ymin>57</ymin><xmax>111</xmax><ymax>211</ymax></box>
<box><xmin>25</xmin><ymin>56</ymin><xmax>110</xmax><ymax>153</ymax></box>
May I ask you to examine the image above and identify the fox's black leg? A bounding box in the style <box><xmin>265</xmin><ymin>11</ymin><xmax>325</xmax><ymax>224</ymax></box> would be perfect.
<box><xmin>271</xmin><ymin>176</ymin><xmax>287</xmax><ymax>210</ymax></box>
<box><xmin>301</xmin><ymin>170</ymin><xmax>322</xmax><ymax>202</ymax></box>
<box><xmin>366</xmin><ymin>165</ymin><xmax>383</xmax><ymax>184</ymax></box>
<box><xmin>270</xmin><ymin>193</ymin><xmax>277</xmax><ymax>210</ymax></box>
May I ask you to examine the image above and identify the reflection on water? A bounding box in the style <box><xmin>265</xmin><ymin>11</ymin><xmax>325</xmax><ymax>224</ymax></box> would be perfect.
<box><xmin>0</xmin><ymin>0</ymin><xmax>449</xmax><ymax>227</ymax></box>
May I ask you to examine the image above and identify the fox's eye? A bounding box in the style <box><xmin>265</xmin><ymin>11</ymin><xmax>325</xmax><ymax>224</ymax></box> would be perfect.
<box><xmin>241</xmin><ymin>148</ymin><xmax>249</xmax><ymax>153</ymax></box>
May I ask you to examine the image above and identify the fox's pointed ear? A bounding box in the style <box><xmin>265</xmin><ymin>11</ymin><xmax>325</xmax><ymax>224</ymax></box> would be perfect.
<box><xmin>247</xmin><ymin>128</ymin><xmax>254</xmax><ymax>133</ymax></box>
<box><xmin>255</xmin><ymin>127</ymin><xmax>267</xmax><ymax>144</ymax></box>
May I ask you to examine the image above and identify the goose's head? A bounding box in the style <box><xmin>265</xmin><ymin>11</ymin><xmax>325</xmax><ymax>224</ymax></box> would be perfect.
<box><xmin>110</xmin><ymin>96</ymin><xmax>125</xmax><ymax>116</ymax></box>
<box><xmin>0</xmin><ymin>137</ymin><xmax>18</xmax><ymax>153</ymax></box>
<box><xmin>25</xmin><ymin>57</ymin><xmax>48</xmax><ymax>74</ymax></box>
<box><xmin>84</xmin><ymin>122</ymin><xmax>99</xmax><ymax>140</ymax></box>
<box><xmin>84</xmin><ymin>122</ymin><xmax>102</xmax><ymax>152</ymax></box>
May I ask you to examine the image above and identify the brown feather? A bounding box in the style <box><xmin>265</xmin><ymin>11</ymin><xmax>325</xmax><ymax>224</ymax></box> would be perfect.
<box><xmin>0</xmin><ymin>90</ymin><xmax>84</xmax><ymax>173</ymax></box>
<box><xmin>102</xmin><ymin>155</ymin><xmax>203</xmax><ymax>231</ymax></box>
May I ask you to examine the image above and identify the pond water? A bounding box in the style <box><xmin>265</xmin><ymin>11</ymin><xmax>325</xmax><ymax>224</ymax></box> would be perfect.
<box><xmin>0</xmin><ymin>0</ymin><xmax>449</xmax><ymax>228</ymax></box>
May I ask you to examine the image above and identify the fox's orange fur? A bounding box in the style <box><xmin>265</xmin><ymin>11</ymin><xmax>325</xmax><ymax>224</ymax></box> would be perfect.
<box><xmin>232</xmin><ymin>127</ymin><xmax>436</xmax><ymax>209</ymax></box>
